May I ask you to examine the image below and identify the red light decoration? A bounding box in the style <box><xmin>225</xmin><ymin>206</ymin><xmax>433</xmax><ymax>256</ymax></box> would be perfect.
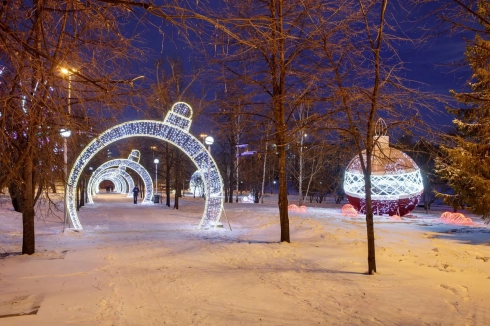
<box><xmin>440</xmin><ymin>212</ymin><xmax>473</xmax><ymax>225</ymax></box>
<box><xmin>288</xmin><ymin>204</ymin><xmax>307</xmax><ymax>213</ymax></box>
<box><xmin>343</xmin><ymin>136</ymin><xmax>424</xmax><ymax>216</ymax></box>
<box><xmin>390</xmin><ymin>214</ymin><xmax>402</xmax><ymax>221</ymax></box>
<box><xmin>342</xmin><ymin>204</ymin><xmax>359</xmax><ymax>217</ymax></box>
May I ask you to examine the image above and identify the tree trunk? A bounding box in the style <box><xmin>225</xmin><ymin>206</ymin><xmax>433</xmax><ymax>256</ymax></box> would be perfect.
<box><xmin>165</xmin><ymin>143</ymin><xmax>171</xmax><ymax>207</ymax></box>
<box><xmin>298</xmin><ymin>132</ymin><xmax>304</xmax><ymax>206</ymax></box>
<box><xmin>277</xmin><ymin>141</ymin><xmax>289</xmax><ymax>243</ymax></box>
<box><xmin>22</xmin><ymin>157</ymin><xmax>35</xmax><ymax>255</ymax></box>
<box><xmin>261</xmin><ymin>139</ymin><xmax>268</xmax><ymax>204</ymax></box>
<box><xmin>365</xmin><ymin>153</ymin><xmax>377</xmax><ymax>274</ymax></box>
<box><xmin>8</xmin><ymin>182</ymin><xmax>24</xmax><ymax>213</ymax></box>
<box><xmin>173</xmin><ymin>152</ymin><xmax>180</xmax><ymax>210</ymax></box>
<box><xmin>228</xmin><ymin>145</ymin><xmax>235</xmax><ymax>203</ymax></box>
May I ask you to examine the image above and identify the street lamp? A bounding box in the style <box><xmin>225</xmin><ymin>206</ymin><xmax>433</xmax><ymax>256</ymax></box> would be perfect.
<box><xmin>60</xmin><ymin>67</ymin><xmax>75</xmax><ymax>231</ymax></box>
<box><xmin>200</xmin><ymin>133</ymin><xmax>208</xmax><ymax>144</ymax></box>
<box><xmin>154</xmin><ymin>158</ymin><xmax>159</xmax><ymax>199</ymax></box>
<box><xmin>204</xmin><ymin>136</ymin><xmax>214</xmax><ymax>200</ymax></box>
<box><xmin>61</xmin><ymin>128</ymin><xmax>71</xmax><ymax>232</ymax></box>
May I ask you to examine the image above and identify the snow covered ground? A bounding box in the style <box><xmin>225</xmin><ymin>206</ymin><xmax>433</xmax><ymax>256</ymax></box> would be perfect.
<box><xmin>1</xmin><ymin>192</ymin><xmax>489</xmax><ymax>325</ymax></box>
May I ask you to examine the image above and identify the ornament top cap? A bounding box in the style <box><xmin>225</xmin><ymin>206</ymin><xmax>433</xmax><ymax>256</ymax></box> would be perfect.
<box><xmin>375</xmin><ymin>118</ymin><xmax>387</xmax><ymax>136</ymax></box>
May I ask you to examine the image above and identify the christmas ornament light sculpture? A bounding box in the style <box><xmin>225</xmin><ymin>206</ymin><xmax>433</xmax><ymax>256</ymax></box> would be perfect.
<box><xmin>92</xmin><ymin>168</ymin><xmax>133</xmax><ymax>194</ymax></box>
<box><xmin>66</xmin><ymin>102</ymin><xmax>224</xmax><ymax>230</ymax></box>
<box><xmin>88</xmin><ymin>161</ymin><xmax>146</xmax><ymax>203</ymax></box>
<box><xmin>91</xmin><ymin>169</ymin><xmax>126</xmax><ymax>193</ymax></box>
<box><xmin>88</xmin><ymin>159</ymin><xmax>153</xmax><ymax>204</ymax></box>
<box><xmin>343</xmin><ymin>135</ymin><xmax>424</xmax><ymax>216</ymax></box>
<box><xmin>95</xmin><ymin>173</ymin><xmax>124</xmax><ymax>193</ymax></box>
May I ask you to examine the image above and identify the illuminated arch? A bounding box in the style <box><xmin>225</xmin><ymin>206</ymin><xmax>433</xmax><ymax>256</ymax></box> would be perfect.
<box><xmin>92</xmin><ymin>169</ymin><xmax>130</xmax><ymax>194</ymax></box>
<box><xmin>66</xmin><ymin>102</ymin><xmax>224</xmax><ymax>230</ymax></box>
<box><xmin>91</xmin><ymin>168</ymin><xmax>135</xmax><ymax>197</ymax></box>
<box><xmin>95</xmin><ymin>173</ymin><xmax>125</xmax><ymax>193</ymax></box>
<box><xmin>88</xmin><ymin>159</ymin><xmax>153</xmax><ymax>204</ymax></box>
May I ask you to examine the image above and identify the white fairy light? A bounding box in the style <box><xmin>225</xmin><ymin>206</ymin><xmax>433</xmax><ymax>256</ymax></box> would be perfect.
<box><xmin>92</xmin><ymin>169</ymin><xmax>128</xmax><ymax>194</ymax></box>
<box><xmin>66</xmin><ymin>102</ymin><xmax>224</xmax><ymax>230</ymax></box>
<box><xmin>87</xmin><ymin>159</ymin><xmax>153</xmax><ymax>204</ymax></box>
<box><xmin>90</xmin><ymin>168</ymin><xmax>135</xmax><ymax>197</ymax></box>
<box><xmin>343</xmin><ymin>135</ymin><xmax>424</xmax><ymax>216</ymax></box>
<box><xmin>189</xmin><ymin>170</ymin><xmax>204</xmax><ymax>197</ymax></box>
<box><xmin>93</xmin><ymin>173</ymin><xmax>124</xmax><ymax>193</ymax></box>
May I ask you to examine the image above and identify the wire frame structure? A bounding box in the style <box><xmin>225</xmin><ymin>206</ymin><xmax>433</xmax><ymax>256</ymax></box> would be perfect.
<box><xmin>65</xmin><ymin>102</ymin><xmax>224</xmax><ymax>230</ymax></box>
<box><xmin>343</xmin><ymin>136</ymin><xmax>424</xmax><ymax>216</ymax></box>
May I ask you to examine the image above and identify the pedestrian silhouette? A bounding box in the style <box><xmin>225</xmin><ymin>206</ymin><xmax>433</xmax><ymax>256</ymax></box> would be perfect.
<box><xmin>132</xmin><ymin>186</ymin><xmax>140</xmax><ymax>204</ymax></box>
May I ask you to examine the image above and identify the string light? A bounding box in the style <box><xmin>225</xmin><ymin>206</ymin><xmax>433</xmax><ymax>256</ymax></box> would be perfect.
<box><xmin>91</xmin><ymin>168</ymin><xmax>134</xmax><ymax>195</ymax></box>
<box><xmin>87</xmin><ymin>159</ymin><xmax>153</xmax><ymax>204</ymax></box>
<box><xmin>341</xmin><ymin>204</ymin><xmax>359</xmax><ymax>217</ymax></box>
<box><xmin>93</xmin><ymin>173</ymin><xmax>125</xmax><ymax>193</ymax></box>
<box><xmin>440</xmin><ymin>212</ymin><xmax>473</xmax><ymax>225</ymax></box>
<box><xmin>66</xmin><ymin>102</ymin><xmax>224</xmax><ymax>230</ymax></box>
<box><xmin>189</xmin><ymin>170</ymin><xmax>204</xmax><ymax>197</ymax></box>
<box><xmin>343</xmin><ymin>136</ymin><xmax>424</xmax><ymax>216</ymax></box>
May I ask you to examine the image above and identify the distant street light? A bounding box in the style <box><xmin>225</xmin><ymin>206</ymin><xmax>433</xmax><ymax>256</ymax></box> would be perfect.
<box><xmin>154</xmin><ymin>158</ymin><xmax>159</xmax><ymax>197</ymax></box>
<box><xmin>204</xmin><ymin>136</ymin><xmax>214</xmax><ymax>202</ymax></box>
<box><xmin>200</xmin><ymin>133</ymin><xmax>208</xmax><ymax>145</ymax></box>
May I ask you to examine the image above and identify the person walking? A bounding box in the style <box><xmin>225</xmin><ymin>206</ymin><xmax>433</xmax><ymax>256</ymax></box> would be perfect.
<box><xmin>132</xmin><ymin>186</ymin><xmax>140</xmax><ymax>204</ymax></box>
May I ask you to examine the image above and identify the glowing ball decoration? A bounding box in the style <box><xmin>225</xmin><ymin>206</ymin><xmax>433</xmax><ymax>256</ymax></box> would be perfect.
<box><xmin>288</xmin><ymin>204</ymin><xmax>307</xmax><ymax>213</ymax></box>
<box><xmin>440</xmin><ymin>212</ymin><xmax>473</xmax><ymax>225</ymax></box>
<box><xmin>341</xmin><ymin>204</ymin><xmax>359</xmax><ymax>217</ymax></box>
<box><xmin>343</xmin><ymin>136</ymin><xmax>424</xmax><ymax>216</ymax></box>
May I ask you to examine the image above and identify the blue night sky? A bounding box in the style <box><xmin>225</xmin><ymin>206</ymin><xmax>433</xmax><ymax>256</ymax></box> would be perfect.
<box><xmin>125</xmin><ymin>3</ymin><xmax>474</xmax><ymax>133</ymax></box>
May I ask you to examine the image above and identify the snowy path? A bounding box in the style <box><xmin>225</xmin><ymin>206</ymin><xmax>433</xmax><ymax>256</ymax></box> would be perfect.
<box><xmin>1</xmin><ymin>193</ymin><xmax>489</xmax><ymax>325</ymax></box>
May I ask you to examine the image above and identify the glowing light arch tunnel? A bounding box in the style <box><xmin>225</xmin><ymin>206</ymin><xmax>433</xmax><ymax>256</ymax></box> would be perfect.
<box><xmin>88</xmin><ymin>160</ymin><xmax>152</xmax><ymax>203</ymax></box>
<box><xmin>91</xmin><ymin>168</ymin><xmax>135</xmax><ymax>197</ymax></box>
<box><xmin>94</xmin><ymin>173</ymin><xmax>125</xmax><ymax>193</ymax></box>
<box><xmin>66</xmin><ymin>102</ymin><xmax>224</xmax><ymax>230</ymax></box>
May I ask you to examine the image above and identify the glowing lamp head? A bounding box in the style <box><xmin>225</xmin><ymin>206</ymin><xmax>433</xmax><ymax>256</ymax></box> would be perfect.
<box><xmin>204</xmin><ymin>136</ymin><xmax>214</xmax><ymax>146</ymax></box>
<box><xmin>60</xmin><ymin>129</ymin><xmax>71</xmax><ymax>138</ymax></box>
<box><xmin>154</xmin><ymin>158</ymin><xmax>159</xmax><ymax>164</ymax></box>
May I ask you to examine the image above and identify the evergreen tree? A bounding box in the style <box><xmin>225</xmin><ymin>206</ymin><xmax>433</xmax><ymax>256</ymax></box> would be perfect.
<box><xmin>435</xmin><ymin>2</ymin><xmax>490</xmax><ymax>220</ymax></box>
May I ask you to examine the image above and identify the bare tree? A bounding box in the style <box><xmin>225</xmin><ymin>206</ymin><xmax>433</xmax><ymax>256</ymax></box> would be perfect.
<box><xmin>311</xmin><ymin>0</ymin><xmax>440</xmax><ymax>274</ymax></box>
<box><xmin>200</xmin><ymin>0</ymin><xmax>334</xmax><ymax>243</ymax></box>
<box><xmin>0</xmin><ymin>1</ymin><xmax>145</xmax><ymax>254</ymax></box>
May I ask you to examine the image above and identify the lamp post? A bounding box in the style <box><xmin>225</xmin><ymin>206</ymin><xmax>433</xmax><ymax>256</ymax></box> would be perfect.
<box><xmin>199</xmin><ymin>133</ymin><xmax>207</xmax><ymax>145</ymax></box>
<box><xmin>60</xmin><ymin>67</ymin><xmax>75</xmax><ymax>231</ymax></box>
<box><xmin>60</xmin><ymin>128</ymin><xmax>71</xmax><ymax>232</ymax></box>
<box><xmin>204</xmin><ymin>136</ymin><xmax>214</xmax><ymax>201</ymax></box>
<box><xmin>154</xmin><ymin>158</ymin><xmax>159</xmax><ymax>199</ymax></box>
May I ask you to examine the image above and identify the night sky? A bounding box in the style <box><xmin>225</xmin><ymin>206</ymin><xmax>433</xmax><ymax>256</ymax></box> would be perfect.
<box><xmin>124</xmin><ymin>4</ymin><xmax>473</xmax><ymax>133</ymax></box>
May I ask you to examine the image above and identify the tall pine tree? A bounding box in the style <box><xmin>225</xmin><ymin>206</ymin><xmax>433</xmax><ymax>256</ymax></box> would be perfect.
<box><xmin>435</xmin><ymin>2</ymin><xmax>490</xmax><ymax>220</ymax></box>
